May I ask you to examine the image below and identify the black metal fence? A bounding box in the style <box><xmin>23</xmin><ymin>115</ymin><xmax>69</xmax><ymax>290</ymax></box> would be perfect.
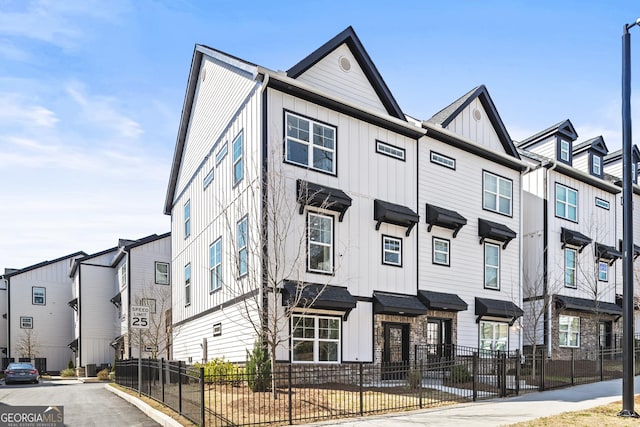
<box><xmin>115</xmin><ymin>345</ymin><xmax>638</xmax><ymax>426</ymax></box>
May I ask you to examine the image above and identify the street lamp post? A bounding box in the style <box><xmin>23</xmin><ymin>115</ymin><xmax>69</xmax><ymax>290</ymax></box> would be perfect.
<box><xmin>619</xmin><ymin>18</ymin><xmax>640</xmax><ymax>418</ymax></box>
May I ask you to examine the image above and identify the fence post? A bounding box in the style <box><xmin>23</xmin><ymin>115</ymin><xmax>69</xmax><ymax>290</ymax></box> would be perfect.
<box><xmin>161</xmin><ymin>358</ymin><xmax>165</xmax><ymax>403</ymax></box>
<box><xmin>540</xmin><ymin>351</ymin><xmax>545</xmax><ymax>392</ymax></box>
<box><xmin>288</xmin><ymin>364</ymin><xmax>293</xmax><ymax>425</ymax></box>
<box><xmin>600</xmin><ymin>347</ymin><xmax>604</xmax><ymax>382</ymax></box>
<box><xmin>178</xmin><ymin>361</ymin><xmax>183</xmax><ymax>415</ymax></box>
<box><xmin>359</xmin><ymin>362</ymin><xmax>363</xmax><ymax>416</ymax></box>
<box><xmin>571</xmin><ymin>348</ymin><xmax>575</xmax><ymax>386</ymax></box>
<box><xmin>500</xmin><ymin>352</ymin><xmax>507</xmax><ymax>398</ymax></box>
<box><xmin>515</xmin><ymin>349</ymin><xmax>521</xmax><ymax>396</ymax></box>
<box><xmin>147</xmin><ymin>358</ymin><xmax>151</xmax><ymax>396</ymax></box>
<box><xmin>200</xmin><ymin>366</ymin><xmax>205</xmax><ymax>427</ymax></box>
<box><xmin>472</xmin><ymin>352</ymin><xmax>478</xmax><ymax>402</ymax></box>
<box><xmin>419</xmin><ymin>359</ymin><xmax>423</xmax><ymax>409</ymax></box>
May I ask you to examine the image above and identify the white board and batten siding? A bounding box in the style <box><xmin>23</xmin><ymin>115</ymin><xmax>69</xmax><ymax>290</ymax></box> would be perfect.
<box><xmin>443</xmin><ymin>98</ymin><xmax>503</xmax><ymax>153</ymax></box>
<box><xmin>572</xmin><ymin>153</ymin><xmax>589</xmax><ymax>174</ymax></box>
<box><xmin>295</xmin><ymin>43</ymin><xmax>387</xmax><ymax>116</ymax></box>
<box><xmin>418</xmin><ymin>136</ymin><xmax>522</xmax><ymax>350</ymax></box>
<box><xmin>546</xmin><ymin>171</ymin><xmax>618</xmax><ymax>303</ymax></box>
<box><xmin>8</xmin><ymin>258</ymin><xmax>76</xmax><ymax>371</ymax></box>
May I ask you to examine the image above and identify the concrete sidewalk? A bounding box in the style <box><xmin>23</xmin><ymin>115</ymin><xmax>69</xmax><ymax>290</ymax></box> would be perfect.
<box><xmin>303</xmin><ymin>376</ymin><xmax>640</xmax><ymax>426</ymax></box>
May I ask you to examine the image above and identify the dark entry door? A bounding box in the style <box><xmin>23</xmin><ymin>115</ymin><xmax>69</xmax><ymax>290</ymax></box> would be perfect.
<box><xmin>599</xmin><ymin>321</ymin><xmax>612</xmax><ymax>350</ymax></box>
<box><xmin>427</xmin><ymin>319</ymin><xmax>453</xmax><ymax>362</ymax></box>
<box><xmin>382</xmin><ymin>323</ymin><xmax>410</xmax><ymax>380</ymax></box>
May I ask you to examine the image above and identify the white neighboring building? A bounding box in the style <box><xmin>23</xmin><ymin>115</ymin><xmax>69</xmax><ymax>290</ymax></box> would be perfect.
<box><xmin>1</xmin><ymin>252</ymin><xmax>85</xmax><ymax>373</ymax></box>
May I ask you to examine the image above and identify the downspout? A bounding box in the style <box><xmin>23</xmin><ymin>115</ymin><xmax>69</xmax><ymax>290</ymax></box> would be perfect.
<box><xmin>78</xmin><ymin>265</ymin><xmax>82</xmax><ymax>367</ymax></box>
<box><xmin>518</xmin><ymin>164</ymin><xmax>531</xmax><ymax>352</ymax></box>
<box><xmin>259</xmin><ymin>72</ymin><xmax>269</xmax><ymax>347</ymax></box>
<box><xmin>544</xmin><ymin>159</ymin><xmax>559</xmax><ymax>357</ymax></box>
<box><xmin>125</xmin><ymin>250</ymin><xmax>131</xmax><ymax>358</ymax></box>
<box><xmin>6</xmin><ymin>277</ymin><xmax>10</xmax><ymax>360</ymax></box>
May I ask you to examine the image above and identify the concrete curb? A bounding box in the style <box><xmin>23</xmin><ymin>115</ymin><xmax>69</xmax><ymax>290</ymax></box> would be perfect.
<box><xmin>105</xmin><ymin>383</ymin><xmax>184</xmax><ymax>427</ymax></box>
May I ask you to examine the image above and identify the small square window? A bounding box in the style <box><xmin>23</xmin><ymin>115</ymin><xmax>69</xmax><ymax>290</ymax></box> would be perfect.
<box><xmin>432</xmin><ymin>237</ymin><xmax>450</xmax><ymax>266</ymax></box>
<box><xmin>20</xmin><ymin>317</ymin><xmax>33</xmax><ymax>329</ymax></box>
<box><xmin>32</xmin><ymin>287</ymin><xmax>46</xmax><ymax>305</ymax></box>
<box><xmin>382</xmin><ymin>235</ymin><xmax>402</xmax><ymax>266</ymax></box>
<box><xmin>559</xmin><ymin>315</ymin><xmax>580</xmax><ymax>347</ymax></box>
<box><xmin>430</xmin><ymin>151</ymin><xmax>456</xmax><ymax>170</ymax></box>
<box><xmin>142</xmin><ymin>298</ymin><xmax>157</xmax><ymax>314</ymax></box>
<box><xmin>598</xmin><ymin>261</ymin><xmax>608</xmax><ymax>282</ymax></box>
<box><xmin>213</xmin><ymin>323</ymin><xmax>222</xmax><ymax>337</ymax></box>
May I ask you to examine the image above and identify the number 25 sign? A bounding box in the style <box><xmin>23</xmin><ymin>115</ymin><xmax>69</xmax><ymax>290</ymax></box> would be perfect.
<box><xmin>130</xmin><ymin>305</ymin><xmax>150</xmax><ymax>329</ymax></box>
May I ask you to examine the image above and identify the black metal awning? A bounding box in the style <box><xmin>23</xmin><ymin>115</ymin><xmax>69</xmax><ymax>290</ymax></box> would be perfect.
<box><xmin>425</xmin><ymin>204</ymin><xmax>467</xmax><ymax>238</ymax></box>
<box><xmin>475</xmin><ymin>297</ymin><xmax>524</xmax><ymax>325</ymax></box>
<box><xmin>418</xmin><ymin>290</ymin><xmax>468</xmax><ymax>312</ymax></box>
<box><xmin>68</xmin><ymin>338</ymin><xmax>78</xmax><ymax>352</ymax></box>
<box><xmin>297</xmin><ymin>179</ymin><xmax>352</xmax><ymax>221</ymax></box>
<box><xmin>618</xmin><ymin>240</ymin><xmax>640</xmax><ymax>259</ymax></box>
<box><xmin>556</xmin><ymin>294</ymin><xmax>623</xmax><ymax>318</ymax></box>
<box><xmin>478</xmin><ymin>219</ymin><xmax>517</xmax><ymax>249</ymax></box>
<box><xmin>373</xmin><ymin>291</ymin><xmax>427</xmax><ymax>316</ymax></box>
<box><xmin>68</xmin><ymin>297</ymin><xmax>78</xmax><ymax>311</ymax></box>
<box><xmin>561</xmin><ymin>227</ymin><xmax>592</xmax><ymax>253</ymax></box>
<box><xmin>110</xmin><ymin>335</ymin><xmax>124</xmax><ymax>349</ymax></box>
<box><xmin>596</xmin><ymin>243</ymin><xmax>622</xmax><ymax>265</ymax></box>
<box><xmin>374</xmin><ymin>199</ymin><xmax>419</xmax><ymax>236</ymax></box>
<box><xmin>110</xmin><ymin>292</ymin><xmax>121</xmax><ymax>308</ymax></box>
<box><xmin>281</xmin><ymin>281</ymin><xmax>356</xmax><ymax>319</ymax></box>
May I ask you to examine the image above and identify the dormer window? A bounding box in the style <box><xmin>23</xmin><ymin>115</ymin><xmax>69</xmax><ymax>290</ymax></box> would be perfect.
<box><xmin>560</xmin><ymin>139</ymin><xmax>570</xmax><ymax>162</ymax></box>
<box><xmin>592</xmin><ymin>155</ymin><xmax>601</xmax><ymax>176</ymax></box>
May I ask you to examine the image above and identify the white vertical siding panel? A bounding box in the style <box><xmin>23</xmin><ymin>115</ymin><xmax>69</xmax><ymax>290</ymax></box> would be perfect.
<box><xmin>446</xmin><ymin>98</ymin><xmax>503</xmax><ymax>153</ymax></box>
<box><xmin>342</xmin><ymin>302</ymin><xmax>373</xmax><ymax>362</ymax></box>
<box><xmin>296</xmin><ymin>44</ymin><xmax>387</xmax><ymax>115</ymax></box>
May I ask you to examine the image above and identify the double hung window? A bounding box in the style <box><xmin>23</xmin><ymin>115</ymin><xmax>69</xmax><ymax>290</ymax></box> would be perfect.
<box><xmin>285</xmin><ymin>113</ymin><xmax>336</xmax><ymax>174</ymax></box>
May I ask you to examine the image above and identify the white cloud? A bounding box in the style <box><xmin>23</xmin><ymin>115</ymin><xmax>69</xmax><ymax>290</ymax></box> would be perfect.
<box><xmin>0</xmin><ymin>94</ymin><xmax>59</xmax><ymax>128</ymax></box>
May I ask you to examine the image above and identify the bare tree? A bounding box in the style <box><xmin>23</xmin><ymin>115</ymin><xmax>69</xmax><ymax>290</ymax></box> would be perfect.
<box><xmin>128</xmin><ymin>284</ymin><xmax>174</xmax><ymax>359</ymax></box>
<box><xmin>15</xmin><ymin>329</ymin><xmax>40</xmax><ymax>360</ymax></box>
<box><xmin>217</xmin><ymin>152</ymin><xmax>346</xmax><ymax>397</ymax></box>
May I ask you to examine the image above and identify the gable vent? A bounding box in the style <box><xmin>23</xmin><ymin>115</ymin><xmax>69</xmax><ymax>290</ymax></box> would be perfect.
<box><xmin>339</xmin><ymin>56</ymin><xmax>351</xmax><ymax>72</ymax></box>
<box><xmin>473</xmin><ymin>108</ymin><xmax>482</xmax><ymax>121</ymax></box>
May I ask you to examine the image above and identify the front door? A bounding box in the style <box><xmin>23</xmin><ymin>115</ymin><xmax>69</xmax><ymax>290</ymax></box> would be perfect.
<box><xmin>599</xmin><ymin>321</ymin><xmax>612</xmax><ymax>350</ymax></box>
<box><xmin>382</xmin><ymin>323</ymin><xmax>410</xmax><ymax>380</ymax></box>
<box><xmin>426</xmin><ymin>319</ymin><xmax>453</xmax><ymax>362</ymax></box>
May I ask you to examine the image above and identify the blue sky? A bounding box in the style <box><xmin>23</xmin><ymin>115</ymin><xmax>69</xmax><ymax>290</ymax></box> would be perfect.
<box><xmin>1</xmin><ymin>0</ymin><xmax>639</xmax><ymax>269</ymax></box>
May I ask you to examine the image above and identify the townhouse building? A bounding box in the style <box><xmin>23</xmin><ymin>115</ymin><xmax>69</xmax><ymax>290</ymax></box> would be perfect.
<box><xmin>419</xmin><ymin>86</ymin><xmax>527</xmax><ymax>355</ymax></box>
<box><xmin>1</xmin><ymin>252</ymin><xmax>85</xmax><ymax>372</ymax></box>
<box><xmin>164</xmin><ymin>27</ymin><xmax>526</xmax><ymax>366</ymax></box>
<box><xmin>519</xmin><ymin>120</ymin><xmax>622</xmax><ymax>358</ymax></box>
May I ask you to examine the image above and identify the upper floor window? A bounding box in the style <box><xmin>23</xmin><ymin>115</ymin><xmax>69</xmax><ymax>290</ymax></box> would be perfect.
<box><xmin>382</xmin><ymin>235</ymin><xmax>402</xmax><ymax>266</ymax></box>
<box><xmin>592</xmin><ymin>155</ymin><xmax>601</xmax><ymax>176</ymax></box>
<box><xmin>595</xmin><ymin>197</ymin><xmax>610</xmax><ymax>210</ymax></box>
<box><xmin>433</xmin><ymin>237</ymin><xmax>450</xmax><ymax>266</ymax></box>
<box><xmin>483</xmin><ymin>172</ymin><xmax>512</xmax><ymax>216</ymax></box>
<box><xmin>376</xmin><ymin>140</ymin><xmax>405</xmax><ymax>161</ymax></box>
<box><xmin>556</xmin><ymin>183</ymin><xmax>578</xmax><ymax>222</ymax></box>
<box><xmin>232</xmin><ymin>132</ymin><xmax>244</xmax><ymax>185</ymax></box>
<box><xmin>598</xmin><ymin>261</ymin><xmax>608</xmax><ymax>282</ymax></box>
<box><xmin>484</xmin><ymin>243</ymin><xmax>500</xmax><ymax>290</ymax></box>
<box><xmin>215</xmin><ymin>142</ymin><xmax>228</xmax><ymax>165</ymax></box>
<box><xmin>237</xmin><ymin>217</ymin><xmax>248</xmax><ymax>277</ymax></box>
<box><xmin>184</xmin><ymin>263</ymin><xmax>191</xmax><ymax>306</ymax></box>
<box><xmin>560</xmin><ymin>139</ymin><xmax>570</xmax><ymax>162</ymax></box>
<box><xmin>32</xmin><ymin>287</ymin><xmax>46</xmax><ymax>305</ymax></box>
<box><xmin>308</xmin><ymin>212</ymin><xmax>333</xmax><ymax>273</ymax></box>
<box><xmin>210</xmin><ymin>238</ymin><xmax>222</xmax><ymax>292</ymax></box>
<box><xmin>285</xmin><ymin>112</ymin><xmax>336</xmax><ymax>174</ymax></box>
<box><xmin>565</xmin><ymin>248</ymin><xmax>577</xmax><ymax>288</ymax></box>
<box><xmin>120</xmin><ymin>264</ymin><xmax>127</xmax><ymax>288</ymax></box>
<box><xmin>292</xmin><ymin>315</ymin><xmax>340</xmax><ymax>363</ymax></box>
<box><xmin>184</xmin><ymin>200</ymin><xmax>191</xmax><ymax>238</ymax></box>
<box><xmin>430</xmin><ymin>151</ymin><xmax>456</xmax><ymax>170</ymax></box>
<box><xmin>203</xmin><ymin>169</ymin><xmax>214</xmax><ymax>189</ymax></box>
<box><xmin>155</xmin><ymin>262</ymin><xmax>170</xmax><ymax>285</ymax></box>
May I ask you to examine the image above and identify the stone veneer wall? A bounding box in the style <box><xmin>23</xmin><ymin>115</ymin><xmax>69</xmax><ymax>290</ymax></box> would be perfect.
<box><xmin>551</xmin><ymin>307</ymin><xmax>621</xmax><ymax>359</ymax></box>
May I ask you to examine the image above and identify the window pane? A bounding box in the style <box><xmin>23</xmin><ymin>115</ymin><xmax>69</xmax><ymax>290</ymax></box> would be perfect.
<box><xmin>499</xmin><ymin>180</ymin><xmax>512</xmax><ymax>197</ymax></box>
<box><xmin>287</xmin><ymin>140</ymin><xmax>308</xmax><ymax>165</ymax></box>
<box><xmin>485</xmin><ymin>245</ymin><xmax>499</xmax><ymax>265</ymax></box>
<box><xmin>499</xmin><ymin>197</ymin><xmax>510</xmax><ymax>214</ymax></box>
<box><xmin>568</xmin><ymin>206</ymin><xmax>577</xmax><ymax>221</ymax></box>
<box><xmin>557</xmin><ymin>185</ymin><xmax>566</xmax><ymax>201</ymax></box>
<box><xmin>312</xmin><ymin>124</ymin><xmax>334</xmax><ymax>149</ymax></box>
<box><xmin>292</xmin><ymin>340</ymin><xmax>314</xmax><ymax>361</ymax></box>
<box><xmin>434</xmin><ymin>252</ymin><xmax>447</xmax><ymax>264</ymax></box>
<box><xmin>318</xmin><ymin>341</ymin><xmax>338</xmax><ymax>362</ymax></box>
<box><xmin>309</xmin><ymin>245</ymin><xmax>331</xmax><ymax>271</ymax></box>
<box><xmin>556</xmin><ymin>201</ymin><xmax>565</xmax><ymax>218</ymax></box>
<box><xmin>313</xmin><ymin>147</ymin><xmax>333</xmax><ymax>172</ymax></box>
<box><xmin>567</xmin><ymin>189</ymin><xmax>577</xmax><ymax>205</ymax></box>
<box><xmin>287</xmin><ymin>115</ymin><xmax>309</xmax><ymax>140</ymax></box>
<box><xmin>485</xmin><ymin>267</ymin><xmax>498</xmax><ymax>288</ymax></box>
<box><xmin>485</xmin><ymin>174</ymin><xmax>497</xmax><ymax>192</ymax></box>
<box><xmin>484</xmin><ymin>194</ymin><xmax>497</xmax><ymax>210</ymax></box>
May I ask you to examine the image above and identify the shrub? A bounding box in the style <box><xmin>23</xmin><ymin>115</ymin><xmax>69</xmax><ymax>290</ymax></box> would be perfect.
<box><xmin>67</xmin><ymin>359</ymin><xmax>74</xmax><ymax>370</ymax></box>
<box><xmin>61</xmin><ymin>368</ymin><xmax>76</xmax><ymax>377</ymax></box>
<box><xmin>246</xmin><ymin>340</ymin><xmax>271</xmax><ymax>392</ymax></box>
<box><xmin>194</xmin><ymin>358</ymin><xmax>244</xmax><ymax>383</ymax></box>
<box><xmin>449</xmin><ymin>364</ymin><xmax>471</xmax><ymax>382</ymax></box>
<box><xmin>406</xmin><ymin>368</ymin><xmax>422</xmax><ymax>389</ymax></box>
<box><xmin>97</xmin><ymin>369</ymin><xmax>110</xmax><ymax>380</ymax></box>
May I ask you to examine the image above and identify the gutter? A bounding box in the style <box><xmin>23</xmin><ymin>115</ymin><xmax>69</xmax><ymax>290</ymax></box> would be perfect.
<box><xmin>543</xmin><ymin>159</ymin><xmax>559</xmax><ymax>357</ymax></box>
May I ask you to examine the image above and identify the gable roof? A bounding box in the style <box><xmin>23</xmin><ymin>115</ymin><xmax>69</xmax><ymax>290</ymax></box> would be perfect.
<box><xmin>604</xmin><ymin>145</ymin><xmax>640</xmax><ymax>164</ymax></box>
<box><xmin>287</xmin><ymin>26</ymin><xmax>405</xmax><ymax>120</ymax></box>
<box><xmin>573</xmin><ymin>136</ymin><xmax>609</xmax><ymax>156</ymax></box>
<box><xmin>426</xmin><ymin>85</ymin><xmax>519</xmax><ymax>159</ymax></box>
<box><xmin>1</xmin><ymin>251</ymin><xmax>87</xmax><ymax>279</ymax></box>
<box><xmin>111</xmin><ymin>232</ymin><xmax>171</xmax><ymax>266</ymax></box>
<box><xmin>517</xmin><ymin>119</ymin><xmax>578</xmax><ymax>148</ymax></box>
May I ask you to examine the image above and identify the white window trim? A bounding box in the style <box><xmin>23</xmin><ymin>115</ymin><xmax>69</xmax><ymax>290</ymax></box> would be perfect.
<box><xmin>185</xmin><ymin>263</ymin><xmax>191</xmax><ymax>306</ymax></box>
<box><xmin>120</xmin><ymin>264</ymin><xmax>127</xmax><ymax>288</ymax></box>
<box><xmin>232</xmin><ymin>132</ymin><xmax>243</xmax><ymax>185</ymax></box>
<box><xmin>565</xmin><ymin>248</ymin><xmax>577</xmax><ymax>288</ymax></box>
<box><xmin>20</xmin><ymin>316</ymin><xmax>33</xmax><ymax>329</ymax></box>
<box><xmin>203</xmin><ymin>169</ymin><xmax>214</xmax><ymax>189</ymax></box>
<box><xmin>184</xmin><ymin>200</ymin><xmax>191</xmax><ymax>238</ymax></box>
<box><xmin>484</xmin><ymin>242</ymin><xmax>500</xmax><ymax>290</ymax></box>
<box><xmin>598</xmin><ymin>261</ymin><xmax>608</xmax><ymax>282</ymax></box>
<box><xmin>559</xmin><ymin>315</ymin><xmax>580</xmax><ymax>348</ymax></box>
<box><xmin>155</xmin><ymin>262</ymin><xmax>170</xmax><ymax>285</ymax></box>
<box><xmin>32</xmin><ymin>286</ymin><xmax>46</xmax><ymax>305</ymax></box>
<box><xmin>237</xmin><ymin>217</ymin><xmax>248</xmax><ymax>277</ymax></box>
<box><xmin>291</xmin><ymin>314</ymin><xmax>341</xmax><ymax>363</ymax></box>
<box><xmin>432</xmin><ymin>237</ymin><xmax>450</xmax><ymax>266</ymax></box>
<box><xmin>479</xmin><ymin>320</ymin><xmax>508</xmax><ymax>353</ymax></box>
<box><xmin>556</xmin><ymin>183</ymin><xmax>578</xmax><ymax>222</ymax></box>
<box><xmin>285</xmin><ymin>112</ymin><xmax>336</xmax><ymax>174</ymax></box>
<box><xmin>592</xmin><ymin>155</ymin><xmax>601</xmax><ymax>175</ymax></box>
<box><xmin>210</xmin><ymin>238</ymin><xmax>222</xmax><ymax>292</ymax></box>
<box><xmin>215</xmin><ymin>142</ymin><xmax>228</xmax><ymax>165</ymax></box>
<box><xmin>483</xmin><ymin>171</ymin><xmax>512</xmax><ymax>216</ymax></box>
<box><xmin>307</xmin><ymin>212</ymin><xmax>334</xmax><ymax>273</ymax></box>
<box><xmin>382</xmin><ymin>235</ymin><xmax>402</xmax><ymax>266</ymax></box>
<box><xmin>560</xmin><ymin>140</ymin><xmax>570</xmax><ymax>162</ymax></box>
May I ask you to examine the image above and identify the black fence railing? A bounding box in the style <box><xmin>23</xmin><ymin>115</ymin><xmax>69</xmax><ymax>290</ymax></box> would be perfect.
<box><xmin>115</xmin><ymin>345</ymin><xmax>638</xmax><ymax>426</ymax></box>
